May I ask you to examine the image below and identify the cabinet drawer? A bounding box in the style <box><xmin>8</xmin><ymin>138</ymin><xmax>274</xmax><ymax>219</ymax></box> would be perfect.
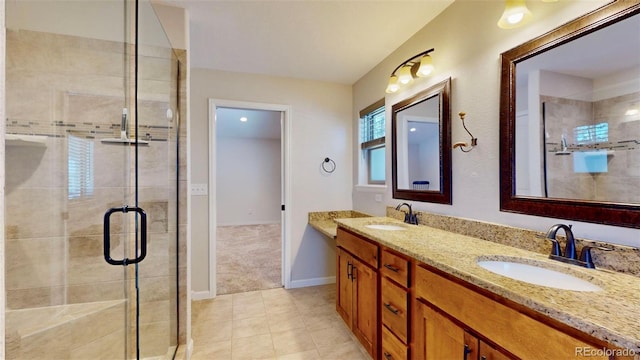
<box><xmin>380</xmin><ymin>249</ymin><xmax>409</xmax><ymax>287</ymax></box>
<box><xmin>382</xmin><ymin>326</ymin><xmax>408</xmax><ymax>360</ymax></box>
<box><xmin>381</xmin><ymin>276</ymin><xmax>408</xmax><ymax>343</ymax></box>
<box><xmin>336</xmin><ymin>228</ymin><xmax>378</xmax><ymax>268</ymax></box>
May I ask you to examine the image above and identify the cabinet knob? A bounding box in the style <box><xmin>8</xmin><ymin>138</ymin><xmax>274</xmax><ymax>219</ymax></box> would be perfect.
<box><xmin>383</xmin><ymin>352</ymin><xmax>393</xmax><ymax>360</ymax></box>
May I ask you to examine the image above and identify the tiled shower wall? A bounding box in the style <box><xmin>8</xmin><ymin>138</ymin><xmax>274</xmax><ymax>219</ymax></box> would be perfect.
<box><xmin>543</xmin><ymin>92</ymin><xmax>640</xmax><ymax>203</ymax></box>
<box><xmin>5</xmin><ymin>28</ymin><xmax>187</xmax><ymax>357</ymax></box>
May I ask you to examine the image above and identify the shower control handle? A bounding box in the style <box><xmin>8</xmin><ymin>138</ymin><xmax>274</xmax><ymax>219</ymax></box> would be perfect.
<box><xmin>103</xmin><ymin>206</ymin><xmax>147</xmax><ymax>266</ymax></box>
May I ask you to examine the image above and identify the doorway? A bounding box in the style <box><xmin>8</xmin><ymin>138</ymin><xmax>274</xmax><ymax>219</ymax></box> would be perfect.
<box><xmin>208</xmin><ymin>99</ymin><xmax>291</xmax><ymax>297</ymax></box>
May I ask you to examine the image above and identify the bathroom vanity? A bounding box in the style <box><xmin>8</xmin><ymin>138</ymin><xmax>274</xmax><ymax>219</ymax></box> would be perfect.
<box><xmin>332</xmin><ymin>216</ymin><xmax>639</xmax><ymax>360</ymax></box>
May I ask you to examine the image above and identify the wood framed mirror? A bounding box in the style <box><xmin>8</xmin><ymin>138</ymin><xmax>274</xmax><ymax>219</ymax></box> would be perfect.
<box><xmin>500</xmin><ymin>2</ymin><xmax>640</xmax><ymax>228</ymax></box>
<box><xmin>392</xmin><ymin>77</ymin><xmax>451</xmax><ymax>204</ymax></box>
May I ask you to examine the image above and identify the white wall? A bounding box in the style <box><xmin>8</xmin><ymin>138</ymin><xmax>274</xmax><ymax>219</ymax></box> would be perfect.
<box><xmin>191</xmin><ymin>69</ymin><xmax>352</xmax><ymax>292</ymax></box>
<box><xmin>216</xmin><ymin>137</ymin><xmax>281</xmax><ymax>225</ymax></box>
<box><xmin>353</xmin><ymin>0</ymin><xmax>640</xmax><ymax>247</ymax></box>
<box><xmin>7</xmin><ymin>0</ymin><xmax>171</xmax><ymax>48</ymax></box>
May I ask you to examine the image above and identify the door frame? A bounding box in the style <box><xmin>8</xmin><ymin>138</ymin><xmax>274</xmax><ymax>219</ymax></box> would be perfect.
<box><xmin>207</xmin><ymin>98</ymin><xmax>292</xmax><ymax>297</ymax></box>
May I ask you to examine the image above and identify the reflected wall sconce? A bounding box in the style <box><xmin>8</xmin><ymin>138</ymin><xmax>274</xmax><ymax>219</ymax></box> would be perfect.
<box><xmin>497</xmin><ymin>0</ymin><xmax>532</xmax><ymax>29</ymax></box>
<box><xmin>453</xmin><ymin>112</ymin><xmax>478</xmax><ymax>153</ymax></box>
<box><xmin>385</xmin><ymin>48</ymin><xmax>435</xmax><ymax>94</ymax></box>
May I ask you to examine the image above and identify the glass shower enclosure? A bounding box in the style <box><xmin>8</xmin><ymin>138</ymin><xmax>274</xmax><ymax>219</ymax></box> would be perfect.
<box><xmin>4</xmin><ymin>0</ymin><xmax>181</xmax><ymax>358</ymax></box>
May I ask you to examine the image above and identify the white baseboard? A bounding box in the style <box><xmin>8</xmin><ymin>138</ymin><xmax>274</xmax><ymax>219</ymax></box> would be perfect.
<box><xmin>191</xmin><ymin>290</ymin><xmax>214</xmax><ymax>300</ymax></box>
<box><xmin>289</xmin><ymin>276</ymin><xmax>336</xmax><ymax>289</ymax></box>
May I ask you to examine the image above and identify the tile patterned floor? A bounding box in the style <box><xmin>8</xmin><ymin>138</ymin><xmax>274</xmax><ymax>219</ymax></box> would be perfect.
<box><xmin>191</xmin><ymin>285</ymin><xmax>372</xmax><ymax>360</ymax></box>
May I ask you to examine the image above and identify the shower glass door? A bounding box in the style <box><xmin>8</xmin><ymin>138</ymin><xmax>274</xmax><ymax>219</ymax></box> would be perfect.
<box><xmin>4</xmin><ymin>0</ymin><xmax>179</xmax><ymax>358</ymax></box>
<box><xmin>134</xmin><ymin>1</ymin><xmax>180</xmax><ymax>358</ymax></box>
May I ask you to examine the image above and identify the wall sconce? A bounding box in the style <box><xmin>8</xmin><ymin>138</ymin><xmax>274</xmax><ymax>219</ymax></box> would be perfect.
<box><xmin>453</xmin><ymin>112</ymin><xmax>478</xmax><ymax>153</ymax></box>
<box><xmin>497</xmin><ymin>0</ymin><xmax>532</xmax><ymax>29</ymax></box>
<box><xmin>385</xmin><ymin>48</ymin><xmax>435</xmax><ymax>94</ymax></box>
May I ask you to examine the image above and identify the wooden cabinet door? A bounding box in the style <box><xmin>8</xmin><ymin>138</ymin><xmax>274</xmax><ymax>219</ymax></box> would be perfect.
<box><xmin>413</xmin><ymin>300</ymin><xmax>465</xmax><ymax>360</ymax></box>
<box><xmin>463</xmin><ymin>331</ymin><xmax>480</xmax><ymax>360</ymax></box>
<box><xmin>464</xmin><ymin>331</ymin><xmax>513</xmax><ymax>360</ymax></box>
<box><xmin>352</xmin><ymin>257</ymin><xmax>377</xmax><ymax>358</ymax></box>
<box><xmin>336</xmin><ymin>247</ymin><xmax>352</xmax><ymax>325</ymax></box>
<box><xmin>479</xmin><ymin>341</ymin><xmax>512</xmax><ymax>360</ymax></box>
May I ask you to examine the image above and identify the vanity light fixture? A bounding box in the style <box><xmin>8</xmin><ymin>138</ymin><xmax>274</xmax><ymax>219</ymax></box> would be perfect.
<box><xmin>385</xmin><ymin>48</ymin><xmax>435</xmax><ymax>94</ymax></box>
<box><xmin>497</xmin><ymin>0</ymin><xmax>532</xmax><ymax>29</ymax></box>
<box><xmin>453</xmin><ymin>112</ymin><xmax>478</xmax><ymax>153</ymax></box>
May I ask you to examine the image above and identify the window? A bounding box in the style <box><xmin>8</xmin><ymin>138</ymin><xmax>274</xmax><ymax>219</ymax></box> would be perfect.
<box><xmin>574</xmin><ymin>122</ymin><xmax>608</xmax><ymax>144</ymax></box>
<box><xmin>572</xmin><ymin>122</ymin><xmax>609</xmax><ymax>173</ymax></box>
<box><xmin>68</xmin><ymin>135</ymin><xmax>94</xmax><ymax>199</ymax></box>
<box><xmin>359</xmin><ymin>99</ymin><xmax>385</xmax><ymax>184</ymax></box>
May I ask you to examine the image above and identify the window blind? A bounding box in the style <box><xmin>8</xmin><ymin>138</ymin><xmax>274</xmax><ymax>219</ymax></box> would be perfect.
<box><xmin>68</xmin><ymin>135</ymin><xmax>95</xmax><ymax>199</ymax></box>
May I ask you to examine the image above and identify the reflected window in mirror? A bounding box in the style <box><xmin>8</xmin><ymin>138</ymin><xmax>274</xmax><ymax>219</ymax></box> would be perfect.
<box><xmin>359</xmin><ymin>99</ymin><xmax>386</xmax><ymax>185</ymax></box>
<box><xmin>392</xmin><ymin>77</ymin><xmax>451</xmax><ymax>204</ymax></box>
<box><xmin>500</xmin><ymin>2</ymin><xmax>640</xmax><ymax>228</ymax></box>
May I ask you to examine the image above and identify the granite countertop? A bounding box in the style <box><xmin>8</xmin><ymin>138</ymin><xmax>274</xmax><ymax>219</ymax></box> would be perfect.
<box><xmin>308</xmin><ymin>210</ymin><xmax>372</xmax><ymax>238</ymax></box>
<box><xmin>334</xmin><ymin>216</ymin><xmax>640</xmax><ymax>353</ymax></box>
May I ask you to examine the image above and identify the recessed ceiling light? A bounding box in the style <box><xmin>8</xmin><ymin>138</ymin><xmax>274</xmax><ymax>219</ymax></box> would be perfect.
<box><xmin>240</xmin><ymin>117</ymin><xmax>248</xmax><ymax>122</ymax></box>
<box><xmin>410</xmin><ymin>127</ymin><xmax>417</xmax><ymax>132</ymax></box>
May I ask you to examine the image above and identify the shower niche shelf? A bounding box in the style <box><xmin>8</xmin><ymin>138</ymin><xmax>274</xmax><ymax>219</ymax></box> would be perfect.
<box><xmin>101</xmin><ymin>137</ymin><xmax>150</xmax><ymax>146</ymax></box>
<box><xmin>547</xmin><ymin>139</ymin><xmax>639</xmax><ymax>155</ymax></box>
<box><xmin>6</xmin><ymin>134</ymin><xmax>48</xmax><ymax>147</ymax></box>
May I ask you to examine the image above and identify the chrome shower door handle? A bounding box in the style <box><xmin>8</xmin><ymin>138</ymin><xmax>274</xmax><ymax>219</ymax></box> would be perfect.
<box><xmin>103</xmin><ymin>206</ymin><xmax>148</xmax><ymax>266</ymax></box>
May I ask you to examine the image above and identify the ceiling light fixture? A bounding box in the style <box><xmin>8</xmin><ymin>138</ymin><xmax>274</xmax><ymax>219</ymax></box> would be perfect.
<box><xmin>497</xmin><ymin>0</ymin><xmax>532</xmax><ymax>29</ymax></box>
<box><xmin>385</xmin><ymin>48</ymin><xmax>435</xmax><ymax>94</ymax></box>
<box><xmin>240</xmin><ymin>117</ymin><xmax>248</xmax><ymax>122</ymax></box>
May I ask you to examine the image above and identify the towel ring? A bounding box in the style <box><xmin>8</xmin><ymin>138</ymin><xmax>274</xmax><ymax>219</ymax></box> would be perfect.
<box><xmin>322</xmin><ymin>157</ymin><xmax>336</xmax><ymax>173</ymax></box>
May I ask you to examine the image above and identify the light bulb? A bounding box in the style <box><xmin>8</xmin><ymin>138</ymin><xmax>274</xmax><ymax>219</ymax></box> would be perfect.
<box><xmin>385</xmin><ymin>75</ymin><xmax>400</xmax><ymax>93</ymax></box>
<box><xmin>416</xmin><ymin>55</ymin><xmax>434</xmax><ymax>77</ymax></box>
<box><xmin>398</xmin><ymin>65</ymin><xmax>414</xmax><ymax>85</ymax></box>
<box><xmin>497</xmin><ymin>0</ymin><xmax>532</xmax><ymax>29</ymax></box>
<box><xmin>507</xmin><ymin>12</ymin><xmax>524</xmax><ymax>24</ymax></box>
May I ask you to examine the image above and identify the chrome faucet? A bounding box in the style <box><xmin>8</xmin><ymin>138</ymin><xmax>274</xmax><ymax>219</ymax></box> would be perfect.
<box><xmin>544</xmin><ymin>223</ymin><xmax>612</xmax><ymax>268</ymax></box>
<box><xmin>395</xmin><ymin>203</ymin><xmax>418</xmax><ymax>225</ymax></box>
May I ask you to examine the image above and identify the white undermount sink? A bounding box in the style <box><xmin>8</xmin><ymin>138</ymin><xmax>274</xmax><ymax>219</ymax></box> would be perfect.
<box><xmin>365</xmin><ymin>224</ymin><xmax>407</xmax><ymax>231</ymax></box>
<box><xmin>477</xmin><ymin>259</ymin><xmax>603</xmax><ymax>292</ymax></box>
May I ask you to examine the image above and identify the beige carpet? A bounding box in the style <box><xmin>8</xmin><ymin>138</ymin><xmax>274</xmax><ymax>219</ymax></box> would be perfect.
<box><xmin>216</xmin><ymin>224</ymin><xmax>282</xmax><ymax>295</ymax></box>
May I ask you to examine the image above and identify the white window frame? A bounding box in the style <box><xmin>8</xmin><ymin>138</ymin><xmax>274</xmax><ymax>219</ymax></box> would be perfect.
<box><xmin>359</xmin><ymin>99</ymin><xmax>386</xmax><ymax>185</ymax></box>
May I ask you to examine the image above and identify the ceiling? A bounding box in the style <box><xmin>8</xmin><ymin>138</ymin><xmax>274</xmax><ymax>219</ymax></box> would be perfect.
<box><xmin>517</xmin><ymin>14</ymin><xmax>640</xmax><ymax>84</ymax></box>
<box><xmin>162</xmin><ymin>0</ymin><xmax>454</xmax><ymax>84</ymax></box>
<box><xmin>216</xmin><ymin>107</ymin><xmax>282</xmax><ymax>139</ymax></box>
